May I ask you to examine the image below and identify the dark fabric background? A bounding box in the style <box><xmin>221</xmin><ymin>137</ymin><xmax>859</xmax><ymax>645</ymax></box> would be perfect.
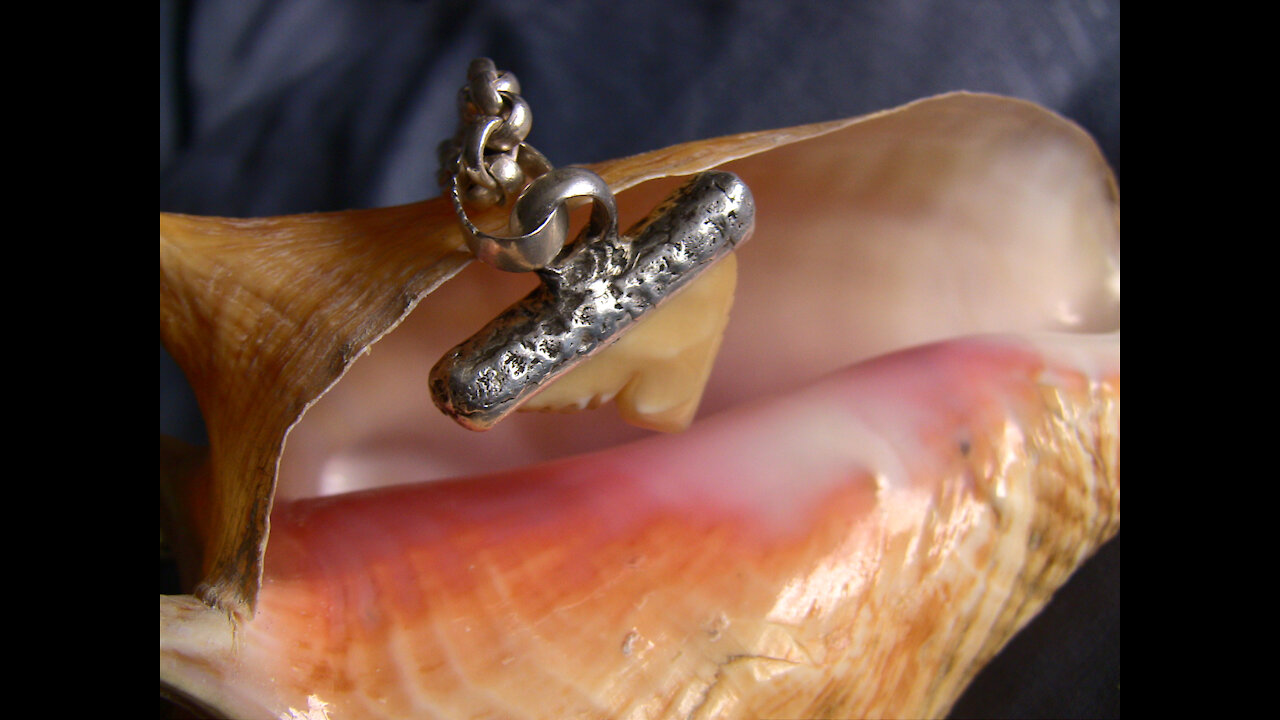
<box><xmin>160</xmin><ymin>2</ymin><xmax>1119</xmax><ymax>717</ymax></box>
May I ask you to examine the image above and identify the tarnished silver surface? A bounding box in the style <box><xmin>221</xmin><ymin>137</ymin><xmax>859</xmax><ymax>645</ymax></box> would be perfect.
<box><xmin>431</xmin><ymin>170</ymin><xmax>755</xmax><ymax>430</ymax></box>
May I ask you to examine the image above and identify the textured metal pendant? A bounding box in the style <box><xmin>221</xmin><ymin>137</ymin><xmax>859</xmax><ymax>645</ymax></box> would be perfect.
<box><xmin>431</xmin><ymin>170</ymin><xmax>754</xmax><ymax>430</ymax></box>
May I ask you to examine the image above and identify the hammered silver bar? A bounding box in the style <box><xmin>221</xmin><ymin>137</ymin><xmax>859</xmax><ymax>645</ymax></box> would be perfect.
<box><xmin>431</xmin><ymin>170</ymin><xmax>755</xmax><ymax>431</ymax></box>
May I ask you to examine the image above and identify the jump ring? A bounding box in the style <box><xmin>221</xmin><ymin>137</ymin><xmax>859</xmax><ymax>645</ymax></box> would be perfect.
<box><xmin>452</xmin><ymin>166</ymin><xmax>616</xmax><ymax>273</ymax></box>
<box><xmin>452</xmin><ymin>178</ymin><xmax>569</xmax><ymax>273</ymax></box>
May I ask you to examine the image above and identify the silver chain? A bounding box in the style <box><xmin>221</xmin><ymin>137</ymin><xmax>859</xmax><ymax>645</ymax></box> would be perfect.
<box><xmin>438</xmin><ymin>58</ymin><xmax>617</xmax><ymax>273</ymax></box>
<box><xmin>437</xmin><ymin>58</ymin><xmax>549</xmax><ymax>207</ymax></box>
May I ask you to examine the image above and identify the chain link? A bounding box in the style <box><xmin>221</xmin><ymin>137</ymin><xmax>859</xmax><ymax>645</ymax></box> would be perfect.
<box><xmin>438</xmin><ymin>58</ymin><xmax>540</xmax><ymax>208</ymax></box>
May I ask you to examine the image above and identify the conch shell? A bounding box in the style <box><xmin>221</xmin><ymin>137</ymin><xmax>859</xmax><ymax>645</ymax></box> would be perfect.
<box><xmin>160</xmin><ymin>93</ymin><xmax>1119</xmax><ymax>718</ymax></box>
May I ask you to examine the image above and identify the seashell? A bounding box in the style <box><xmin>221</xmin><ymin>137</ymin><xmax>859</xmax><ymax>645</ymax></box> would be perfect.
<box><xmin>160</xmin><ymin>93</ymin><xmax>1119</xmax><ymax>718</ymax></box>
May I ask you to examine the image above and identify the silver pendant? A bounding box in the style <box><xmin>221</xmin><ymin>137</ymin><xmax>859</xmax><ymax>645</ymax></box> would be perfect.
<box><xmin>434</xmin><ymin>59</ymin><xmax>755</xmax><ymax>430</ymax></box>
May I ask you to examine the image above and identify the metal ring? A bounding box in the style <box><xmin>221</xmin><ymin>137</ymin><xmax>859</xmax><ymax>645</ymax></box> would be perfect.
<box><xmin>513</xmin><ymin>167</ymin><xmax>617</xmax><ymax>242</ymax></box>
<box><xmin>469</xmin><ymin>69</ymin><xmax>503</xmax><ymax>116</ymax></box>
<box><xmin>465</xmin><ymin>59</ymin><xmax>501</xmax><ymax>114</ymax></box>
<box><xmin>453</xmin><ymin>165</ymin><xmax>616</xmax><ymax>273</ymax></box>
<box><xmin>491</xmin><ymin>71</ymin><xmax>520</xmax><ymax>97</ymax></box>
<box><xmin>459</xmin><ymin>98</ymin><xmax>534</xmax><ymax>194</ymax></box>
<box><xmin>460</xmin><ymin>115</ymin><xmax>504</xmax><ymax>192</ymax></box>
<box><xmin>486</xmin><ymin>93</ymin><xmax>532</xmax><ymax>152</ymax></box>
<box><xmin>452</xmin><ymin>180</ymin><xmax>569</xmax><ymax>273</ymax></box>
